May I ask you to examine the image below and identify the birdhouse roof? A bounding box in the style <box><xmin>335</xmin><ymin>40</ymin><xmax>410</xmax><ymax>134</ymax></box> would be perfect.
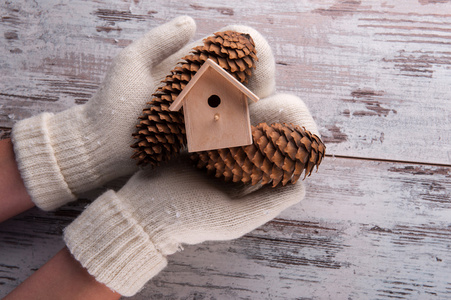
<box><xmin>169</xmin><ymin>59</ymin><xmax>259</xmax><ymax>112</ymax></box>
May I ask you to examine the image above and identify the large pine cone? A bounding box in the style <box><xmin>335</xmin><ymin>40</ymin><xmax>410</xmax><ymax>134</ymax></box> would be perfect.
<box><xmin>190</xmin><ymin>123</ymin><xmax>326</xmax><ymax>188</ymax></box>
<box><xmin>131</xmin><ymin>31</ymin><xmax>258</xmax><ymax>166</ymax></box>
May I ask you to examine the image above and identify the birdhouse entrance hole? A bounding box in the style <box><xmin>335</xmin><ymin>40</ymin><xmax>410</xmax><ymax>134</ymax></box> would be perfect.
<box><xmin>208</xmin><ymin>95</ymin><xmax>221</xmax><ymax>108</ymax></box>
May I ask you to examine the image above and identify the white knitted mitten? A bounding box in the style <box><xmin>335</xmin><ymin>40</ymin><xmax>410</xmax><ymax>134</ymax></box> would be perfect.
<box><xmin>249</xmin><ymin>93</ymin><xmax>320</xmax><ymax>137</ymax></box>
<box><xmin>11</xmin><ymin>17</ymin><xmax>276</xmax><ymax>211</ymax></box>
<box><xmin>64</xmin><ymin>93</ymin><xmax>318</xmax><ymax>296</ymax></box>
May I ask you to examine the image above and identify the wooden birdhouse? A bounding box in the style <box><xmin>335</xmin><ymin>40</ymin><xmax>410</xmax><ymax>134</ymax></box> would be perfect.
<box><xmin>169</xmin><ymin>59</ymin><xmax>259</xmax><ymax>152</ymax></box>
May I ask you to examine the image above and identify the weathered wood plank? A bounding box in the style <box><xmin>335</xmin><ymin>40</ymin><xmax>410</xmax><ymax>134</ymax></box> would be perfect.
<box><xmin>255</xmin><ymin>3</ymin><xmax>451</xmax><ymax>165</ymax></box>
<box><xmin>1</xmin><ymin>158</ymin><xmax>450</xmax><ymax>299</ymax></box>
<box><xmin>1</xmin><ymin>0</ymin><xmax>450</xmax><ymax>164</ymax></box>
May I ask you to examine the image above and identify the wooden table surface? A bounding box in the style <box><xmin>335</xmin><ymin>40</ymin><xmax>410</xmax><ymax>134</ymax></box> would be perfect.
<box><xmin>1</xmin><ymin>1</ymin><xmax>450</xmax><ymax>299</ymax></box>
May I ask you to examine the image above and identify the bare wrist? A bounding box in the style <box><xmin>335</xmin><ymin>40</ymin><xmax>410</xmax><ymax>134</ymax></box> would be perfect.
<box><xmin>0</xmin><ymin>138</ymin><xmax>34</xmax><ymax>222</ymax></box>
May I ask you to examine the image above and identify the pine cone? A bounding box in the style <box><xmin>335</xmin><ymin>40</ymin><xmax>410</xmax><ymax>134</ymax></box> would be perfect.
<box><xmin>190</xmin><ymin>123</ymin><xmax>326</xmax><ymax>188</ymax></box>
<box><xmin>131</xmin><ymin>31</ymin><xmax>258</xmax><ymax>166</ymax></box>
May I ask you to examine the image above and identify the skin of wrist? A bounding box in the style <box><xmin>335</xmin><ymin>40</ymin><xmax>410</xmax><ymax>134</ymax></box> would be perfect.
<box><xmin>0</xmin><ymin>138</ymin><xmax>34</xmax><ymax>222</ymax></box>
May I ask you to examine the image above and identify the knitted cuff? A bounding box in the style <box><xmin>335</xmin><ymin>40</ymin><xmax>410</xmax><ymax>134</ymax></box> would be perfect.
<box><xmin>64</xmin><ymin>190</ymin><xmax>168</xmax><ymax>297</ymax></box>
<box><xmin>44</xmin><ymin>105</ymin><xmax>116</xmax><ymax>195</ymax></box>
<box><xmin>11</xmin><ymin>105</ymin><xmax>129</xmax><ymax>210</ymax></box>
<box><xmin>11</xmin><ymin>113</ymin><xmax>76</xmax><ymax>210</ymax></box>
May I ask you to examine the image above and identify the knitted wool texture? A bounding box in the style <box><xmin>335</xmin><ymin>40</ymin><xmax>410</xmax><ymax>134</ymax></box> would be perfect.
<box><xmin>64</xmin><ymin>156</ymin><xmax>304</xmax><ymax>296</ymax></box>
<box><xmin>64</xmin><ymin>93</ymin><xmax>320</xmax><ymax>296</ymax></box>
<box><xmin>10</xmin><ymin>17</ymin><xmax>276</xmax><ymax>211</ymax></box>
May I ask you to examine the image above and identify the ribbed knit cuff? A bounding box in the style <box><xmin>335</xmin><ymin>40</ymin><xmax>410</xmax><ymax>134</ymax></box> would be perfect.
<box><xmin>11</xmin><ymin>113</ymin><xmax>76</xmax><ymax>210</ymax></box>
<box><xmin>11</xmin><ymin>104</ymin><xmax>134</xmax><ymax>211</ymax></box>
<box><xmin>64</xmin><ymin>190</ymin><xmax>168</xmax><ymax>297</ymax></box>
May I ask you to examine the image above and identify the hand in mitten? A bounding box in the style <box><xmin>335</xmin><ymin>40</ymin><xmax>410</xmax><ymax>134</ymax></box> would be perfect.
<box><xmin>11</xmin><ymin>17</ymin><xmax>276</xmax><ymax>211</ymax></box>
<box><xmin>63</xmin><ymin>93</ymin><xmax>319</xmax><ymax>296</ymax></box>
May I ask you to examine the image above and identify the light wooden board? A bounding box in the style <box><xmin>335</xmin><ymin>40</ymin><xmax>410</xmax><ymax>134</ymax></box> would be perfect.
<box><xmin>1</xmin><ymin>0</ymin><xmax>450</xmax><ymax>299</ymax></box>
<box><xmin>1</xmin><ymin>1</ymin><xmax>450</xmax><ymax>164</ymax></box>
<box><xmin>1</xmin><ymin>159</ymin><xmax>450</xmax><ymax>299</ymax></box>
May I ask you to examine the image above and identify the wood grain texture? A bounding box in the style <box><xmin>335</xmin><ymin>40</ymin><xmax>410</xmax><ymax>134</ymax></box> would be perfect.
<box><xmin>1</xmin><ymin>0</ymin><xmax>450</xmax><ymax>299</ymax></box>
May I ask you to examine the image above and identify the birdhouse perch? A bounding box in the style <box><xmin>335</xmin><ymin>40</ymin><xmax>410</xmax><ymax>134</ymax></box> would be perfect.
<box><xmin>169</xmin><ymin>59</ymin><xmax>259</xmax><ymax>152</ymax></box>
